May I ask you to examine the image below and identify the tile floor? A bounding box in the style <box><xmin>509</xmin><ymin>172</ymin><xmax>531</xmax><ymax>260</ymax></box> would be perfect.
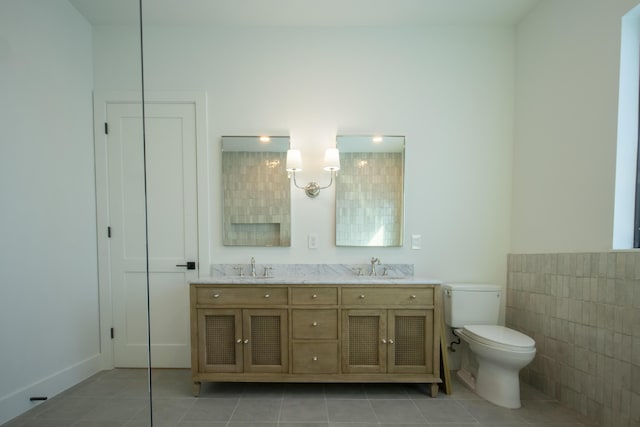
<box><xmin>3</xmin><ymin>369</ymin><xmax>598</xmax><ymax>427</ymax></box>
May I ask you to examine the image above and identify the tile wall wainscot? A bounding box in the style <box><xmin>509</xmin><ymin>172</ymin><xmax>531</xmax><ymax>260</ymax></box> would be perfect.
<box><xmin>507</xmin><ymin>252</ymin><xmax>640</xmax><ymax>427</ymax></box>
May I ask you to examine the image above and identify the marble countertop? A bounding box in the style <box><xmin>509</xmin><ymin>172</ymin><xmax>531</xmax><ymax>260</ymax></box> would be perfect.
<box><xmin>190</xmin><ymin>276</ymin><xmax>442</xmax><ymax>285</ymax></box>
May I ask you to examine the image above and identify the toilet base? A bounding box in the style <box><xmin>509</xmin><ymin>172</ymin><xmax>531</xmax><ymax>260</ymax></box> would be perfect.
<box><xmin>474</xmin><ymin>358</ymin><xmax>522</xmax><ymax>409</ymax></box>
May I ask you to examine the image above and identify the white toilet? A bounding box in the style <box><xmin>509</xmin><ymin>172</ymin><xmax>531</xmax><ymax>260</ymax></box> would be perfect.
<box><xmin>443</xmin><ymin>283</ymin><xmax>536</xmax><ymax>409</ymax></box>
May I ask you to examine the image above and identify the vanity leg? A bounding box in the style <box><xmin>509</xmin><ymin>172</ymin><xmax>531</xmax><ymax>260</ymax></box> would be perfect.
<box><xmin>430</xmin><ymin>383</ymin><xmax>439</xmax><ymax>398</ymax></box>
<box><xmin>192</xmin><ymin>381</ymin><xmax>201</xmax><ymax>397</ymax></box>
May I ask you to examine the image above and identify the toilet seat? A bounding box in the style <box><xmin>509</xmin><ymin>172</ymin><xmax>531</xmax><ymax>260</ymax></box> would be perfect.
<box><xmin>461</xmin><ymin>325</ymin><xmax>535</xmax><ymax>352</ymax></box>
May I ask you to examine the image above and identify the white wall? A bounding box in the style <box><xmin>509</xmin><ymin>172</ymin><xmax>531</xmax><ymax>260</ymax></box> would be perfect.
<box><xmin>0</xmin><ymin>1</ymin><xmax>100</xmax><ymax>423</ymax></box>
<box><xmin>94</xmin><ymin>24</ymin><xmax>516</xmax><ymax>287</ymax></box>
<box><xmin>512</xmin><ymin>0</ymin><xmax>640</xmax><ymax>253</ymax></box>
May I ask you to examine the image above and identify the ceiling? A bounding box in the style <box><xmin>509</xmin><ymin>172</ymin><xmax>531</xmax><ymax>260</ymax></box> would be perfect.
<box><xmin>69</xmin><ymin>0</ymin><xmax>540</xmax><ymax>26</ymax></box>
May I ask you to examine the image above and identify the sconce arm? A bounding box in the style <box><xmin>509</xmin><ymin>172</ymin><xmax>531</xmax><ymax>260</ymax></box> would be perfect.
<box><xmin>290</xmin><ymin>170</ymin><xmax>337</xmax><ymax>198</ymax></box>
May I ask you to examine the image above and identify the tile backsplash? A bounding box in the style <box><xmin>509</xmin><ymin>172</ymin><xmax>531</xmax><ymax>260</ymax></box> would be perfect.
<box><xmin>507</xmin><ymin>252</ymin><xmax>640</xmax><ymax>427</ymax></box>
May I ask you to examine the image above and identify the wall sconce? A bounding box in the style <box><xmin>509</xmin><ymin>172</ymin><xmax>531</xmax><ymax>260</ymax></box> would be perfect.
<box><xmin>286</xmin><ymin>148</ymin><xmax>340</xmax><ymax>198</ymax></box>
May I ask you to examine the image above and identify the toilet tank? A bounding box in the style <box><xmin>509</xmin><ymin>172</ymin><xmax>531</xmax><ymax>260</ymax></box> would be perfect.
<box><xmin>443</xmin><ymin>283</ymin><xmax>501</xmax><ymax>328</ymax></box>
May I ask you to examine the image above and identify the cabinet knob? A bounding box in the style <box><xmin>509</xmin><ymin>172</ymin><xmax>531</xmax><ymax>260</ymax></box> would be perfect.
<box><xmin>381</xmin><ymin>339</ymin><xmax>387</xmax><ymax>344</ymax></box>
<box><xmin>213</xmin><ymin>293</ymin><xmax>220</xmax><ymax>298</ymax></box>
<box><xmin>311</xmin><ymin>322</ymin><xmax>318</xmax><ymax>327</ymax></box>
<box><xmin>243</xmin><ymin>339</ymin><xmax>249</xmax><ymax>344</ymax></box>
<box><xmin>264</xmin><ymin>294</ymin><xmax>270</xmax><ymax>298</ymax></box>
<box><xmin>389</xmin><ymin>339</ymin><xmax>394</xmax><ymax>344</ymax></box>
<box><xmin>410</xmin><ymin>295</ymin><xmax>417</xmax><ymax>299</ymax></box>
<box><xmin>359</xmin><ymin>294</ymin><xmax>366</xmax><ymax>299</ymax></box>
<box><xmin>236</xmin><ymin>338</ymin><xmax>242</xmax><ymax>343</ymax></box>
<box><xmin>312</xmin><ymin>294</ymin><xmax>318</xmax><ymax>299</ymax></box>
<box><xmin>312</xmin><ymin>356</ymin><xmax>318</xmax><ymax>361</ymax></box>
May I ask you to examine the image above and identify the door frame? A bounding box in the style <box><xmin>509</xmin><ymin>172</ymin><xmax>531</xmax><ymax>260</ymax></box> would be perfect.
<box><xmin>93</xmin><ymin>91</ymin><xmax>209</xmax><ymax>369</ymax></box>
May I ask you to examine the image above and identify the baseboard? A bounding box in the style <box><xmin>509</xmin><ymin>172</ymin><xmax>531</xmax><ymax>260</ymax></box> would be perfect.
<box><xmin>0</xmin><ymin>354</ymin><xmax>103</xmax><ymax>425</ymax></box>
<box><xmin>456</xmin><ymin>368</ymin><xmax>476</xmax><ymax>391</ymax></box>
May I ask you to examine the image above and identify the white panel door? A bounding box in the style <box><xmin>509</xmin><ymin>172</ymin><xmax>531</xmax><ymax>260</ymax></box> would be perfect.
<box><xmin>107</xmin><ymin>102</ymin><xmax>198</xmax><ymax>368</ymax></box>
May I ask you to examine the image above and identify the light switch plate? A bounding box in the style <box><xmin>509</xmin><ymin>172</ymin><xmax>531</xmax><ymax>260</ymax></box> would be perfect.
<box><xmin>308</xmin><ymin>233</ymin><xmax>318</xmax><ymax>249</ymax></box>
<box><xmin>411</xmin><ymin>234</ymin><xmax>422</xmax><ymax>250</ymax></box>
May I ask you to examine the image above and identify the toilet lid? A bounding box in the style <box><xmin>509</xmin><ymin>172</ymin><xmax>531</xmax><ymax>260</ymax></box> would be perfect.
<box><xmin>462</xmin><ymin>325</ymin><xmax>535</xmax><ymax>351</ymax></box>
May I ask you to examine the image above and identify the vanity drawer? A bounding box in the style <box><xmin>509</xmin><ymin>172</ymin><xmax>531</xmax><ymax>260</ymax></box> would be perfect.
<box><xmin>292</xmin><ymin>342</ymin><xmax>338</xmax><ymax>374</ymax></box>
<box><xmin>292</xmin><ymin>309</ymin><xmax>338</xmax><ymax>339</ymax></box>
<box><xmin>291</xmin><ymin>287</ymin><xmax>338</xmax><ymax>305</ymax></box>
<box><xmin>196</xmin><ymin>287</ymin><xmax>287</xmax><ymax>305</ymax></box>
<box><xmin>341</xmin><ymin>287</ymin><xmax>434</xmax><ymax>306</ymax></box>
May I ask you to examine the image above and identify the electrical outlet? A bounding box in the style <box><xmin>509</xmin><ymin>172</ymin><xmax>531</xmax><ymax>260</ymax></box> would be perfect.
<box><xmin>411</xmin><ymin>234</ymin><xmax>422</xmax><ymax>250</ymax></box>
<box><xmin>308</xmin><ymin>233</ymin><xmax>318</xmax><ymax>249</ymax></box>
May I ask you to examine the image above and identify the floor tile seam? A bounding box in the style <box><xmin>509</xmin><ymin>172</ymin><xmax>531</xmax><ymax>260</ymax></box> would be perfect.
<box><xmin>77</xmin><ymin>395</ymin><xmax>149</xmax><ymax>424</ymax></box>
<box><xmin>171</xmin><ymin>394</ymin><xmax>198</xmax><ymax>426</ymax></box>
<box><xmin>323</xmin><ymin>390</ymin><xmax>330</xmax><ymax>424</ymax></box>
<box><xmin>406</xmin><ymin>397</ymin><xmax>430</xmax><ymax>424</ymax></box>
<box><xmin>419</xmin><ymin>398</ymin><xmax>480</xmax><ymax>425</ymax></box>
<box><xmin>129</xmin><ymin>396</ymin><xmax>153</xmax><ymax>425</ymax></box>
<box><xmin>276</xmin><ymin>392</ymin><xmax>285</xmax><ymax>425</ymax></box>
<box><xmin>34</xmin><ymin>396</ymin><xmax>126</xmax><ymax>421</ymax></box>
<box><xmin>224</xmin><ymin>396</ymin><xmax>242</xmax><ymax>425</ymax></box>
<box><xmin>365</xmin><ymin>397</ymin><xmax>381</xmax><ymax>425</ymax></box>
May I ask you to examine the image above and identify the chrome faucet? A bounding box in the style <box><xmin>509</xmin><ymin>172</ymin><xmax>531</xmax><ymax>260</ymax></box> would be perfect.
<box><xmin>370</xmin><ymin>257</ymin><xmax>381</xmax><ymax>275</ymax></box>
<box><xmin>250</xmin><ymin>257</ymin><xmax>256</xmax><ymax>277</ymax></box>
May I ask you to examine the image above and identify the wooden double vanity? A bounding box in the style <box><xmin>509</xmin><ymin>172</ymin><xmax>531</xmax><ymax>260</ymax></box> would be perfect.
<box><xmin>190</xmin><ymin>277</ymin><xmax>442</xmax><ymax>397</ymax></box>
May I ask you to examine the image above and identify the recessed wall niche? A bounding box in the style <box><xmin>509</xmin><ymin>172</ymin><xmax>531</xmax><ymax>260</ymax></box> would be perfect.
<box><xmin>222</xmin><ymin>136</ymin><xmax>291</xmax><ymax>246</ymax></box>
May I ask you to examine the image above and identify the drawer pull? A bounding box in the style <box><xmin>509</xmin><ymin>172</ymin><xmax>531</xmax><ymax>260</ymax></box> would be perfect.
<box><xmin>243</xmin><ymin>339</ymin><xmax>249</xmax><ymax>344</ymax></box>
<box><xmin>389</xmin><ymin>339</ymin><xmax>394</xmax><ymax>344</ymax></box>
<box><xmin>312</xmin><ymin>294</ymin><xmax>318</xmax><ymax>299</ymax></box>
<box><xmin>264</xmin><ymin>294</ymin><xmax>270</xmax><ymax>298</ymax></box>
<box><xmin>312</xmin><ymin>356</ymin><xmax>318</xmax><ymax>361</ymax></box>
<box><xmin>311</xmin><ymin>322</ymin><xmax>318</xmax><ymax>327</ymax></box>
<box><xmin>212</xmin><ymin>293</ymin><xmax>220</xmax><ymax>298</ymax></box>
<box><xmin>410</xmin><ymin>295</ymin><xmax>417</xmax><ymax>299</ymax></box>
<box><xmin>236</xmin><ymin>338</ymin><xmax>242</xmax><ymax>343</ymax></box>
<box><xmin>381</xmin><ymin>338</ymin><xmax>387</xmax><ymax>344</ymax></box>
<box><xmin>359</xmin><ymin>294</ymin><xmax>366</xmax><ymax>299</ymax></box>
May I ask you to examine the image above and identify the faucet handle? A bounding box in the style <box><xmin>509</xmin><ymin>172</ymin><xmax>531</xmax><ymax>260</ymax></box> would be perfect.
<box><xmin>352</xmin><ymin>267</ymin><xmax>363</xmax><ymax>276</ymax></box>
<box><xmin>263</xmin><ymin>266</ymin><xmax>272</xmax><ymax>277</ymax></box>
<box><xmin>233</xmin><ymin>266</ymin><xmax>244</xmax><ymax>277</ymax></box>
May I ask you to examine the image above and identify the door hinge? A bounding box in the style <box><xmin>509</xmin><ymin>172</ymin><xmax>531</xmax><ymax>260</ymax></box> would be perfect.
<box><xmin>107</xmin><ymin>226</ymin><xmax>111</xmax><ymax>238</ymax></box>
<box><xmin>110</xmin><ymin>327</ymin><xmax>114</xmax><ymax>339</ymax></box>
<box><xmin>104</xmin><ymin>122</ymin><xmax>109</xmax><ymax>135</ymax></box>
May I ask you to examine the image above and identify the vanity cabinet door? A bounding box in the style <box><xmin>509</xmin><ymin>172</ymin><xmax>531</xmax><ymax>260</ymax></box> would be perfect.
<box><xmin>341</xmin><ymin>309</ymin><xmax>387</xmax><ymax>373</ymax></box>
<box><xmin>243</xmin><ymin>309</ymin><xmax>288</xmax><ymax>373</ymax></box>
<box><xmin>197</xmin><ymin>308</ymin><xmax>288</xmax><ymax>374</ymax></box>
<box><xmin>387</xmin><ymin>309</ymin><xmax>434</xmax><ymax>374</ymax></box>
<box><xmin>341</xmin><ymin>309</ymin><xmax>434</xmax><ymax>375</ymax></box>
<box><xmin>198</xmin><ymin>309</ymin><xmax>243</xmax><ymax>373</ymax></box>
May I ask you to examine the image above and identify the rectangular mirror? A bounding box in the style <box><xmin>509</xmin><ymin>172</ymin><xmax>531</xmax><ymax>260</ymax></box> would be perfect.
<box><xmin>335</xmin><ymin>135</ymin><xmax>405</xmax><ymax>247</ymax></box>
<box><xmin>222</xmin><ymin>136</ymin><xmax>291</xmax><ymax>246</ymax></box>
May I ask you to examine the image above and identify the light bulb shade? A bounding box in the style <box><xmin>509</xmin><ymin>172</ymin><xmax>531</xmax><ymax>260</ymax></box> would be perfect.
<box><xmin>323</xmin><ymin>148</ymin><xmax>340</xmax><ymax>171</ymax></box>
<box><xmin>286</xmin><ymin>149</ymin><xmax>303</xmax><ymax>171</ymax></box>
